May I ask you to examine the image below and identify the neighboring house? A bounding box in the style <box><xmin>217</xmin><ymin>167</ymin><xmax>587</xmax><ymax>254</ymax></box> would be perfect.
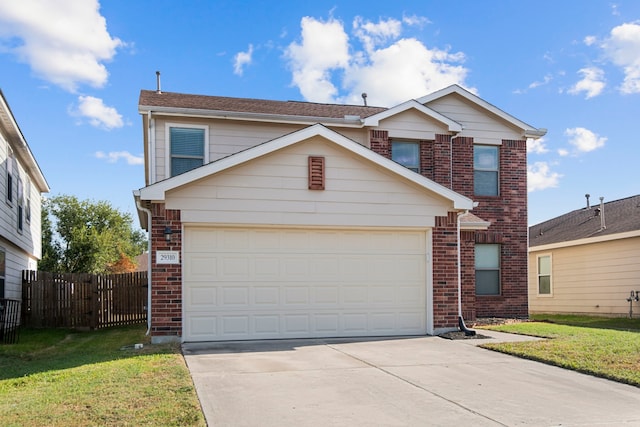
<box><xmin>529</xmin><ymin>195</ymin><xmax>640</xmax><ymax>317</ymax></box>
<box><xmin>134</xmin><ymin>84</ymin><xmax>546</xmax><ymax>343</ymax></box>
<box><xmin>0</xmin><ymin>90</ymin><xmax>49</xmax><ymax>301</ymax></box>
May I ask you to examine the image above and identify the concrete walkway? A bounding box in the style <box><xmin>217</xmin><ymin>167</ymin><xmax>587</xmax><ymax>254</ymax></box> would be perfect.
<box><xmin>183</xmin><ymin>332</ymin><xmax>640</xmax><ymax>426</ymax></box>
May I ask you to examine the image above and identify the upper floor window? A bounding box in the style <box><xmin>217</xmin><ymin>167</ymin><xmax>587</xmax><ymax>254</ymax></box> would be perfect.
<box><xmin>17</xmin><ymin>176</ymin><xmax>24</xmax><ymax>232</ymax></box>
<box><xmin>391</xmin><ymin>141</ymin><xmax>420</xmax><ymax>172</ymax></box>
<box><xmin>25</xmin><ymin>178</ymin><xmax>31</xmax><ymax>224</ymax></box>
<box><xmin>537</xmin><ymin>254</ymin><xmax>552</xmax><ymax>295</ymax></box>
<box><xmin>475</xmin><ymin>243</ymin><xmax>500</xmax><ymax>295</ymax></box>
<box><xmin>6</xmin><ymin>154</ymin><xmax>15</xmax><ymax>205</ymax></box>
<box><xmin>168</xmin><ymin>125</ymin><xmax>207</xmax><ymax>177</ymax></box>
<box><xmin>474</xmin><ymin>145</ymin><xmax>499</xmax><ymax>196</ymax></box>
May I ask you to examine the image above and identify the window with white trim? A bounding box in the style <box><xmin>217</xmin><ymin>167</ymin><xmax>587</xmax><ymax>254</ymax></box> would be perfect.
<box><xmin>168</xmin><ymin>125</ymin><xmax>207</xmax><ymax>177</ymax></box>
<box><xmin>25</xmin><ymin>178</ymin><xmax>31</xmax><ymax>224</ymax></box>
<box><xmin>474</xmin><ymin>145</ymin><xmax>499</xmax><ymax>196</ymax></box>
<box><xmin>6</xmin><ymin>154</ymin><xmax>14</xmax><ymax>205</ymax></box>
<box><xmin>391</xmin><ymin>141</ymin><xmax>420</xmax><ymax>172</ymax></box>
<box><xmin>17</xmin><ymin>175</ymin><xmax>23</xmax><ymax>232</ymax></box>
<box><xmin>475</xmin><ymin>243</ymin><xmax>501</xmax><ymax>295</ymax></box>
<box><xmin>537</xmin><ymin>254</ymin><xmax>552</xmax><ymax>295</ymax></box>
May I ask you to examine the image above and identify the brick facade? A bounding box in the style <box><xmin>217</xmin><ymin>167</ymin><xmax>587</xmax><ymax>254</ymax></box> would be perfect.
<box><xmin>371</xmin><ymin>133</ymin><xmax>529</xmax><ymax>325</ymax></box>
<box><xmin>149</xmin><ymin>203</ymin><xmax>182</xmax><ymax>340</ymax></box>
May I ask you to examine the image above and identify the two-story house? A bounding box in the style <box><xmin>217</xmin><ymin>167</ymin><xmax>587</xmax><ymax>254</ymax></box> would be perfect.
<box><xmin>1</xmin><ymin>90</ymin><xmax>49</xmax><ymax>302</ymax></box>
<box><xmin>134</xmin><ymin>84</ymin><xmax>545</xmax><ymax>343</ymax></box>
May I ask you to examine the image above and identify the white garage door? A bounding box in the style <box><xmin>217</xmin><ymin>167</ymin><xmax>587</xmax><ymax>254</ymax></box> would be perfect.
<box><xmin>183</xmin><ymin>227</ymin><xmax>428</xmax><ymax>341</ymax></box>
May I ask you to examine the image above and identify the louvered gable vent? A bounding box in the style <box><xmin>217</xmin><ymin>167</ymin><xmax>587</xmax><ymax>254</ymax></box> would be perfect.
<box><xmin>308</xmin><ymin>156</ymin><xmax>325</xmax><ymax>190</ymax></box>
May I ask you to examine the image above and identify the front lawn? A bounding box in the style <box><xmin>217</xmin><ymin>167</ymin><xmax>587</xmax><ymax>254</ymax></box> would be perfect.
<box><xmin>0</xmin><ymin>325</ymin><xmax>205</xmax><ymax>426</ymax></box>
<box><xmin>480</xmin><ymin>314</ymin><xmax>640</xmax><ymax>387</ymax></box>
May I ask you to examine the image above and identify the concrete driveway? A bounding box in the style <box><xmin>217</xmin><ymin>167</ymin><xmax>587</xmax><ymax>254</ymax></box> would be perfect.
<box><xmin>183</xmin><ymin>331</ymin><xmax>640</xmax><ymax>426</ymax></box>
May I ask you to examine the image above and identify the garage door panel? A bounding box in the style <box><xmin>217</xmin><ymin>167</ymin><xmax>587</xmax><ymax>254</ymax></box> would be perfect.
<box><xmin>184</xmin><ymin>227</ymin><xmax>428</xmax><ymax>341</ymax></box>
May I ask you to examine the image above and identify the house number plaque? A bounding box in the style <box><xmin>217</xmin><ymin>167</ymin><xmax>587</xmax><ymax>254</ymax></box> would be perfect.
<box><xmin>156</xmin><ymin>250</ymin><xmax>180</xmax><ymax>264</ymax></box>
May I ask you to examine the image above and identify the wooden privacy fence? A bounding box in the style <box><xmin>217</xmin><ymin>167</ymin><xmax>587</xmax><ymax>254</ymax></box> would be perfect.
<box><xmin>22</xmin><ymin>271</ymin><xmax>148</xmax><ymax>329</ymax></box>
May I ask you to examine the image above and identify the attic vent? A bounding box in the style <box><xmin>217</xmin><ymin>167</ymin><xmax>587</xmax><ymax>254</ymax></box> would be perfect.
<box><xmin>308</xmin><ymin>156</ymin><xmax>325</xmax><ymax>190</ymax></box>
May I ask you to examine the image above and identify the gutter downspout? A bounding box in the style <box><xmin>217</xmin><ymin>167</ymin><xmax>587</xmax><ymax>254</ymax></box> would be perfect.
<box><xmin>136</xmin><ymin>197</ymin><xmax>153</xmax><ymax>336</ymax></box>
<box><xmin>457</xmin><ymin>210</ymin><xmax>476</xmax><ymax>336</ymax></box>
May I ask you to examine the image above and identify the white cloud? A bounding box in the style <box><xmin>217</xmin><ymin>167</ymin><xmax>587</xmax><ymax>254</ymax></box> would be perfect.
<box><xmin>564</xmin><ymin>127</ymin><xmax>606</xmax><ymax>153</ymax></box>
<box><xmin>558</xmin><ymin>148</ymin><xmax>570</xmax><ymax>157</ymax></box>
<box><xmin>528</xmin><ymin>162</ymin><xmax>562</xmax><ymax>192</ymax></box>
<box><xmin>584</xmin><ymin>35</ymin><xmax>597</xmax><ymax>46</ymax></box>
<box><xmin>72</xmin><ymin>96</ymin><xmax>123</xmax><ymax>130</ymax></box>
<box><xmin>568</xmin><ymin>67</ymin><xmax>606</xmax><ymax>98</ymax></box>
<box><xmin>0</xmin><ymin>0</ymin><xmax>123</xmax><ymax>92</ymax></box>
<box><xmin>353</xmin><ymin>16</ymin><xmax>402</xmax><ymax>53</ymax></box>
<box><xmin>233</xmin><ymin>44</ymin><xmax>253</xmax><ymax>76</ymax></box>
<box><xmin>527</xmin><ymin>137</ymin><xmax>549</xmax><ymax>154</ymax></box>
<box><xmin>528</xmin><ymin>74</ymin><xmax>553</xmax><ymax>89</ymax></box>
<box><xmin>284</xmin><ymin>16</ymin><xmax>350</xmax><ymax>103</ymax></box>
<box><xmin>95</xmin><ymin>151</ymin><xmax>143</xmax><ymax>165</ymax></box>
<box><xmin>600</xmin><ymin>22</ymin><xmax>640</xmax><ymax>94</ymax></box>
<box><xmin>285</xmin><ymin>15</ymin><xmax>469</xmax><ymax>106</ymax></box>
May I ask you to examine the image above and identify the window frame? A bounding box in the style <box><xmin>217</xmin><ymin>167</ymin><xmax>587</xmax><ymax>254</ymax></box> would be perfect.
<box><xmin>391</xmin><ymin>140</ymin><xmax>420</xmax><ymax>173</ymax></box>
<box><xmin>536</xmin><ymin>254</ymin><xmax>553</xmax><ymax>296</ymax></box>
<box><xmin>16</xmin><ymin>175</ymin><xmax>23</xmax><ymax>233</ymax></box>
<box><xmin>475</xmin><ymin>243</ymin><xmax>501</xmax><ymax>296</ymax></box>
<box><xmin>473</xmin><ymin>144</ymin><xmax>500</xmax><ymax>196</ymax></box>
<box><xmin>165</xmin><ymin>123</ymin><xmax>209</xmax><ymax>178</ymax></box>
<box><xmin>6</xmin><ymin>154</ymin><xmax>14</xmax><ymax>206</ymax></box>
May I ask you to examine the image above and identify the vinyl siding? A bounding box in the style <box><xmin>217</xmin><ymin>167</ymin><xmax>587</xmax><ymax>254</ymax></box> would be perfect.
<box><xmin>151</xmin><ymin>117</ymin><xmax>369</xmax><ymax>183</ymax></box>
<box><xmin>528</xmin><ymin>236</ymin><xmax>640</xmax><ymax>316</ymax></box>
<box><xmin>165</xmin><ymin>135</ymin><xmax>452</xmax><ymax>227</ymax></box>
<box><xmin>0</xmin><ymin>132</ymin><xmax>42</xmax><ymax>299</ymax></box>
<box><xmin>379</xmin><ymin>109</ymin><xmax>450</xmax><ymax>141</ymax></box>
<box><xmin>426</xmin><ymin>94</ymin><xmax>524</xmax><ymax>144</ymax></box>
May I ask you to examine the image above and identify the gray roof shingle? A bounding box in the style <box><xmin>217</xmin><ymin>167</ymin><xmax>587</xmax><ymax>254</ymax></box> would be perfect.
<box><xmin>529</xmin><ymin>195</ymin><xmax>640</xmax><ymax>247</ymax></box>
<box><xmin>139</xmin><ymin>90</ymin><xmax>387</xmax><ymax>119</ymax></box>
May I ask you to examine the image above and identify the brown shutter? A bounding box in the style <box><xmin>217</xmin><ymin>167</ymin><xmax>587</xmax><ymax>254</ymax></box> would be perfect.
<box><xmin>308</xmin><ymin>156</ymin><xmax>325</xmax><ymax>190</ymax></box>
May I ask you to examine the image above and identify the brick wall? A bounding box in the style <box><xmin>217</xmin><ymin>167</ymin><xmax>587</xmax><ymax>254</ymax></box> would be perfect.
<box><xmin>370</xmin><ymin>131</ymin><xmax>529</xmax><ymax>322</ymax></box>
<box><xmin>431</xmin><ymin>212</ymin><xmax>460</xmax><ymax>329</ymax></box>
<box><xmin>370</xmin><ymin>130</ymin><xmax>390</xmax><ymax>159</ymax></box>
<box><xmin>149</xmin><ymin>203</ymin><xmax>182</xmax><ymax>340</ymax></box>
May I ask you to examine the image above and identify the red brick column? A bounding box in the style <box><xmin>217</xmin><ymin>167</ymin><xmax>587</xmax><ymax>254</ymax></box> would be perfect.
<box><xmin>433</xmin><ymin>134</ymin><xmax>452</xmax><ymax>189</ymax></box>
<box><xmin>460</xmin><ymin>230</ymin><xmax>477</xmax><ymax>321</ymax></box>
<box><xmin>370</xmin><ymin>130</ymin><xmax>390</xmax><ymax>159</ymax></box>
<box><xmin>432</xmin><ymin>212</ymin><xmax>460</xmax><ymax>330</ymax></box>
<box><xmin>150</xmin><ymin>203</ymin><xmax>182</xmax><ymax>342</ymax></box>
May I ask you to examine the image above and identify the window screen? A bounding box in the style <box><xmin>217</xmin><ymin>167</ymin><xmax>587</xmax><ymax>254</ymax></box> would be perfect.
<box><xmin>475</xmin><ymin>244</ymin><xmax>500</xmax><ymax>295</ymax></box>
<box><xmin>474</xmin><ymin>145</ymin><xmax>499</xmax><ymax>196</ymax></box>
<box><xmin>538</xmin><ymin>255</ymin><xmax>551</xmax><ymax>294</ymax></box>
<box><xmin>170</xmin><ymin>127</ymin><xmax>205</xmax><ymax>176</ymax></box>
<box><xmin>391</xmin><ymin>141</ymin><xmax>420</xmax><ymax>172</ymax></box>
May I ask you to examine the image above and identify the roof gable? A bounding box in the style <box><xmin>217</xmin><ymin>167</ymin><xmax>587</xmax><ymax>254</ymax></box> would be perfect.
<box><xmin>418</xmin><ymin>85</ymin><xmax>546</xmax><ymax>139</ymax></box>
<box><xmin>362</xmin><ymin>99</ymin><xmax>462</xmax><ymax>132</ymax></box>
<box><xmin>529</xmin><ymin>195</ymin><xmax>640</xmax><ymax>248</ymax></box>
<box><xmin>136</xmin><ymin>124</ymin><xmax>473</xmax><ymax>210</ymax></box>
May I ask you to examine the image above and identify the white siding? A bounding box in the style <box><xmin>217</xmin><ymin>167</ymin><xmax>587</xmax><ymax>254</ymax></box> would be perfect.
<box><xmin>152</xmin><ymin>117</ymin><xmax>370</xmax><ymax>183</ymax></box>
<box><xmin>0</xmin><ymin>123</ymin><xmax>44</xmax><ymax>300</ymax></box>
<box><xmin>165</xmin><ymin>136</ymin><xmax>452</xmax><ymax>227</ymax></box>
<box><xmin>426</xmin><ymin>94</ymin><xmax>523</xmax><ymax>144</ymax></box>
<box><xmin>379</xmin><ymin>109</ymin><xmax>450</xmax><ymax>140</ymax></box>
<box><xmin>529</xmin><ymin>237</ymin><xmax>640</xmax><ymax>316</ymax></box>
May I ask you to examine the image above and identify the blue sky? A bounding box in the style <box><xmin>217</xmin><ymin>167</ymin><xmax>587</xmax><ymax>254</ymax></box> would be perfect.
<box><xmin>1</xmin><ymin>1</ymin><xmax>639</xmax><ymax>227</ymax></box>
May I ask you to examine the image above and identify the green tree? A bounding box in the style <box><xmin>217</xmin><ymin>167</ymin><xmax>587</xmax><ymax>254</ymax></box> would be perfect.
<box><xmin>40</xmin><ymin>195</ymin><xmax>147</xmax><ymax>274</ymax></box>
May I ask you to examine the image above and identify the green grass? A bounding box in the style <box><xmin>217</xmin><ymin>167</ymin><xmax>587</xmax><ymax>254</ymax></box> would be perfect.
<box><xmin>0</xmin><ymin>325</ymin><xmax>206</xmax><ymax>427</ymax></box>
<box><xmin>480</xmin><ymin>314</ymin><xmax>640</xmax><ymax>387</ymax></box>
